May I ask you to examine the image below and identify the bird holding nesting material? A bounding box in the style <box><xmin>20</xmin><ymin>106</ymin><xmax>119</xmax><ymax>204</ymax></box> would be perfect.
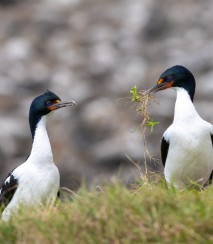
<box><xmin>148</xmin><ymin>65</ymin><xmax>213</xmax><ymax>188</ymax></box>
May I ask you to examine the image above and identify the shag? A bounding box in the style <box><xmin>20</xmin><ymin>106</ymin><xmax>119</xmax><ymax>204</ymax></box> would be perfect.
<box><xmin>149</xmin><ymin>65</ymin><xmax>213</xmax><ymax>188</ymax></box>
<box><xmin>0</xmin><ymin>90</ymin><xmax>75</xmax><ymax>221</ymax></box>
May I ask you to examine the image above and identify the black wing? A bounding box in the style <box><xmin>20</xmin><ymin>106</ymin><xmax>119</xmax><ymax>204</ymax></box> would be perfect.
<box><xmin>209</xmin><ymin>135</ymin><xmax>213</xmax><ymax>184</ymax></box>
<box><xmin>161</xmin><ymin>137</ymin><xmax>169</xmax><ymax>167</ymax></box>
<box><xmin>0</xmin><ymin>170</ymin><xmax>18</xmax><ymax>210</ymax></box>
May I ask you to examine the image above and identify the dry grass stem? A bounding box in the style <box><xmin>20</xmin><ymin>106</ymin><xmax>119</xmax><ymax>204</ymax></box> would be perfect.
<box><xmin>130</xmin><ymin>87</ymin><xmax>159</xmax><ymax>177</ymax></box>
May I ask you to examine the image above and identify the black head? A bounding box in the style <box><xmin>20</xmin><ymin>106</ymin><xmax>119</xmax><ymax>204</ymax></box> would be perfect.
<box><xmin>29</xmin><ymin>90</ymin><xmax>75</xmax><ymax>138</ymax></box>
<box><xmin>148</xmin><ymin>65</ymin><xmax>196</xmax><ymax>101</ymax></box>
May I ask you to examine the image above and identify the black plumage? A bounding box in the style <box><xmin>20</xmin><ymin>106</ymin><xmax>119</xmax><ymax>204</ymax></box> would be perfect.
<box><xmin>161</xmin><ymin>137</ymin><xmax>169</xmax><ymax>167</ymax></box>
<box><xmin>0</xmin><ymin>171</ymin><xmax>18</xmax><ymax>209</ymax></box>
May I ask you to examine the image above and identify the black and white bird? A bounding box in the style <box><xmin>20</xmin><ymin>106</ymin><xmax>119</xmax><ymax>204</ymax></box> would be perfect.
<box><xmin>149</xmin><ymin>65</ymin><xmax>213</xmax><ymax>188</ymax></box>
<box><xmin>0</xmin><ymin>90</ymin><xmax>75</xmax><ymax>221</ymax></box>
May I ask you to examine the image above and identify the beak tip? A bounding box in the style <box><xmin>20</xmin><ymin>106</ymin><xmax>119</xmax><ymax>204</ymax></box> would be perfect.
<box><xmin>72</xmin><ymin>101</ymin><xmax>76</xmax><ymax>106</ymax></box>
<box><xmin>147</xmin><ymin>86</ymin><xmax>157</xmax><ymax>94</ymax></box>
<box><xmin>50</xmin><ymin>100</ymin><xmax>77</xmax><ymax>110</ymax></box>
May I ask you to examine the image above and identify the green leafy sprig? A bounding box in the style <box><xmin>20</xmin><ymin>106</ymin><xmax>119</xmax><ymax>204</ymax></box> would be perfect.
<box><xmin>130</xmin><ymin>85</ymin><xmax>159</xmax><ymax>133</ymax></box>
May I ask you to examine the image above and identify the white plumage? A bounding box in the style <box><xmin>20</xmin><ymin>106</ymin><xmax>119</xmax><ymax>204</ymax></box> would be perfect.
<box><xmin>149</xmin><ymin>65</ymin><xmax>213</xmax><ymax>188</ymax></box>
<box><xmin>163</xmin><ymin>88</ymin><xmax>213</xmax><ymax>187</ymax></box>
<box><xmin>0</xmin><ymin>90</ymin><xmax>75</xmax><ymax>221</ymax></box>
<box><xmin>1</xmin><ymin>116</ymin><xmax>60</xmax><ymax>221</ymax></box>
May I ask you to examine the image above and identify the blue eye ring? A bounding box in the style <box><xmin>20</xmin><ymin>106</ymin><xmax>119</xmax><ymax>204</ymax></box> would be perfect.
<box><xmin>46</xmin><ymin>101</ymin><xmax>54</xmax><ymax>106</ymax></box>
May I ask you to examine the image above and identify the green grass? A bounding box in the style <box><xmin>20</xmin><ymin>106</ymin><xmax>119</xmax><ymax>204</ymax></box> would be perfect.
<box><xmin>0</xmin><ymin>181</ymin><xmax>213</xmax><ymax>243</ymax></box>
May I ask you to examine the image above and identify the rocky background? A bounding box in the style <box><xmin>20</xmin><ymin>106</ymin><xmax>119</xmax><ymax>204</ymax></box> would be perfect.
<box><xmin>0</xmin><ymin>0</ymin><xmax>212</xmax><ymax>190</ymax></box>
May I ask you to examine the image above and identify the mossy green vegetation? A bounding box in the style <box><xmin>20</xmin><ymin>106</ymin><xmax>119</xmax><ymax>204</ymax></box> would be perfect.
<box><xmin>1</xmin><ymin>182</ymin><xmax>213</xmax><ymax>243</ymax></box>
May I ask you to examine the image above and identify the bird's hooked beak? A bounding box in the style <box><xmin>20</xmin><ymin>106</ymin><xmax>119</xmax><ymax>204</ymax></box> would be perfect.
<box><xmin>148</xmin><ymin>78</ymin><xmax>174</xmax><ymax>94</ymax></box>
<box><xmin>48</xmin><ymin>100</ymin><xmax>76</xmax><ymax>111</ymax></box>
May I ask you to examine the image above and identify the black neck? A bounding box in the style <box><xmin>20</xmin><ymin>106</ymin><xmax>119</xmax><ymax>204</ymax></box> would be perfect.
<box><xmin>175</xmin><ymin>78</ymin><xmax>195</xmax><ymax>102</ymax></box>
<box><xmin>184</xmin><ymin>84</ymin><xmax>195</xmax><ymax>102</ymax></box>
<box><xmin>29</xmin><ymin>113</ymin><xmax>42</xmax><ymax>140</ymax></box>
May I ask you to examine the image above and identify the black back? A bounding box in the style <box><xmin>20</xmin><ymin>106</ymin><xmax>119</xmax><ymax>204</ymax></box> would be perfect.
<box><xmin>210</xmin><ymin>135</ymin><xmax>213</xmax><ymax>183</ymax></box>
<box><xmin>0</xmin><ymin>170</ymin><xmax>18</xmax><ymax>210</ymax></box>
<box><xmin>161</xmin><ymin>137</ymin><xmax>169</xmax><ymax>167</ymax></box>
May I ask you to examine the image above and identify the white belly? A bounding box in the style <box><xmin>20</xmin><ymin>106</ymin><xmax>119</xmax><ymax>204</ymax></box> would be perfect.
<box><xmin>164</xmin><ymin>124</ymin><xmax>213</xmax><ymax>188</ymax></box>
<box><xmin>1</xmin><ymin>162</ymin><xmax>60</xmax><ymax>221</ymax></box>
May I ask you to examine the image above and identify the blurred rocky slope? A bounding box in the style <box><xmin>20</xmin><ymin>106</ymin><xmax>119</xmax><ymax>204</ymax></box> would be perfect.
<box><xmin>0</xmin><ymin>0</ymin><xmax>213</xmax><ymax>189</ymax></box>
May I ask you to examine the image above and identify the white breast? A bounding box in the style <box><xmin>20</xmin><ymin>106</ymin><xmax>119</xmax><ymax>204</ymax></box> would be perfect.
<box><xmin>1</xmin><ymin>162</ymin><xmax>59</xmax><ymax>221</ymax></box>
<box><xmin>1</xmin><ymin>116</ymin><xmax>60</xmax><ymax>221</ymax></box>
<box><xmin>9</xmin><ymin>162</ymin><xmax>59</xmax><ymax>204</ymax></box>
<box><xmin>164</xmin><ymin>88</ymin><xmax>213</xmax><ymax>188</ymax></box>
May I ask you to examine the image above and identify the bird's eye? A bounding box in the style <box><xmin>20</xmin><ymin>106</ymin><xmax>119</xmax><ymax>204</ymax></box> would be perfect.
<box><xmin>46</xmin><ymin>101</ymin><xmax>54</xmax><ymax>106</ymax></box>
<box><xmin>165</xmin><ymin>75</ymin><xmax>173</xmax><ymax>82</ymax></box>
